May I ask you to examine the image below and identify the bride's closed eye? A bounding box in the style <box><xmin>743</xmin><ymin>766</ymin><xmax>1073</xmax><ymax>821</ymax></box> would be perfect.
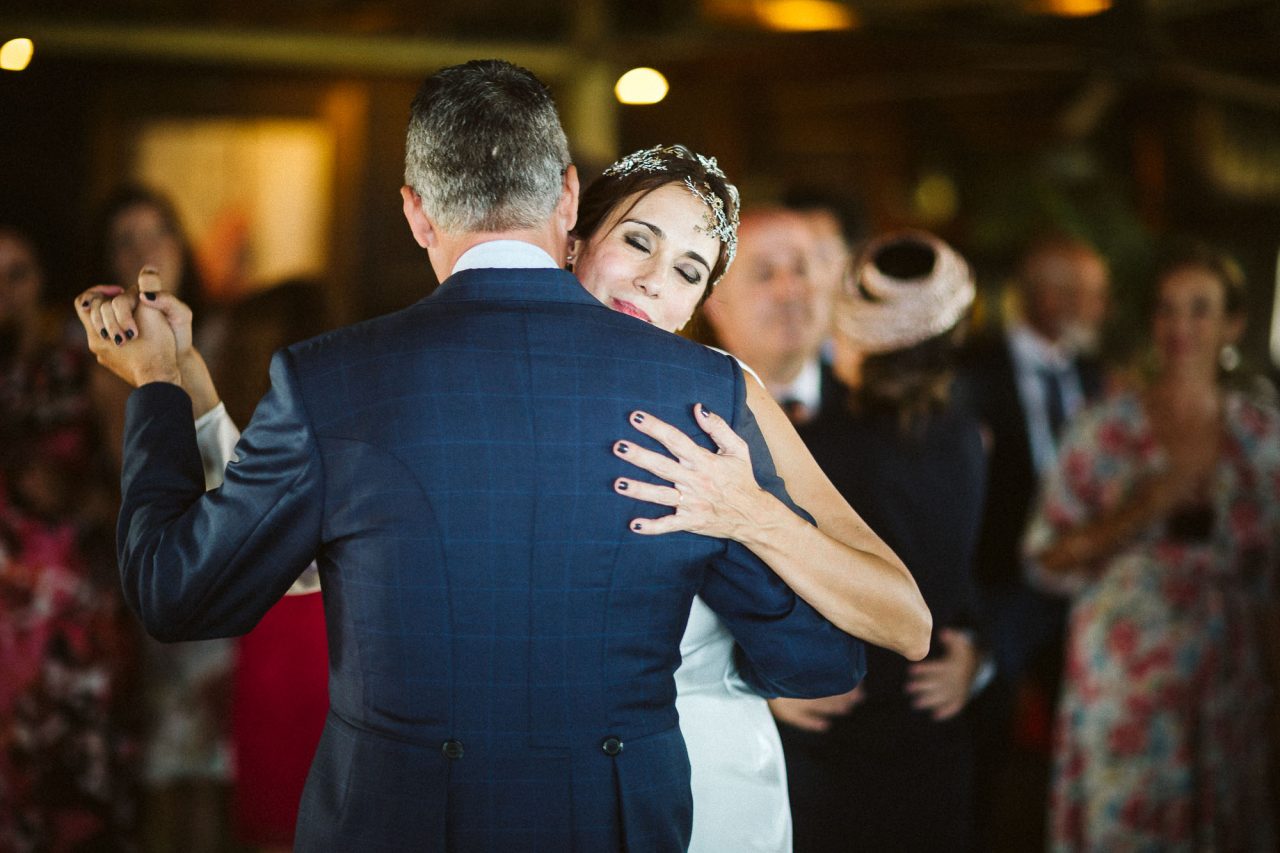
<box><xmin>624</xmin><ymin>233</ymin><xmax>651</xmax><ymax>253</ymax></box>
<box><xmin>676</xmin><ymin>264</ymin><xmax>702</xmax><ymax>285</ymax></box>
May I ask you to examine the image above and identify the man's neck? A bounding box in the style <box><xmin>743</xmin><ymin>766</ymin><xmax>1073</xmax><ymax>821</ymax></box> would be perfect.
<box><xmin>744</xmin><ymin>352</ymin><xmax>810</xmax><ymax>393</ymax></box>
<box><xmin>1011</xmin><ymin>319</ymin><xmax>1073</xmax><ymax>364</ymax></box>
<box><xmin>1018</xmin><ymin>316</ymin><xmax>1065</xmax><ymax>350</ymax></box>
<box><xmin>431</xmin><ymin>226</ymin><xmax>567</xmax><ymax>281</ymax></box>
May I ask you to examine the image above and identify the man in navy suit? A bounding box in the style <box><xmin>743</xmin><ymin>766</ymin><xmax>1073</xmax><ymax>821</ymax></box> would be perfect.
<box><xmin>960</xmin><ymin>234</ymin><xmax>1108</xmax><ymax>852</ymax></box>
<box><xmin>77</xmin><ymin>60</ymin><xmax>864</xmax><ymax>851</ymax></box>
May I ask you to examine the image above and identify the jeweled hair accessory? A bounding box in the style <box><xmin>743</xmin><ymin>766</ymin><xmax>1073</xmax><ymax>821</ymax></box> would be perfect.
<box><xmin>602</xmin><ymin>144</ymin><xmax>740</xmax><ymax>280</ymax></box>
<box><xmin>835</xmin><ymin>230</ymin><xmax>975</xmax><ymax>354</ymax></box>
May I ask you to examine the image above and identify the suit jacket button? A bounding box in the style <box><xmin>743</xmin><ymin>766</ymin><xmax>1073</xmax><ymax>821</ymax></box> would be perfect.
<box><xmin>601</xmin><ymin>736</ymin><xmax>623</xmax><ymax>756</ymax></box>
<box><xmin>441</xmin><ymin>739</ymin><xmax>464</xmax><ymax>760</ymax></box>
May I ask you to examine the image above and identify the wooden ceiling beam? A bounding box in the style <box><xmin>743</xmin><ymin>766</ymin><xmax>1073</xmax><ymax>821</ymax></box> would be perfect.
<box><xmin>0</xmin><ymin>17</ymin><xmax>581</xmax><ymax>78</ymax></box>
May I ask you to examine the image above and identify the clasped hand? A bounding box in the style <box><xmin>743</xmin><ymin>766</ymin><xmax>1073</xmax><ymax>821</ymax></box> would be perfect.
<box><xmin>74</xmin><ymin>268</ymin><xmax>191</xmax><ymax>388</ymax></box>
<box><xmin>612</xmin><ymin>405</ymin><xmax>771</xmax><ymax>539</ymax></box>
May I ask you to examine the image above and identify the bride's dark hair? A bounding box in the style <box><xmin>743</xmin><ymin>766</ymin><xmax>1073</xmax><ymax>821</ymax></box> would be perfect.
<box><xmin>572</xmin><ymin>145</ymin><xmax>739</xmax><ymax>298</ymax></box>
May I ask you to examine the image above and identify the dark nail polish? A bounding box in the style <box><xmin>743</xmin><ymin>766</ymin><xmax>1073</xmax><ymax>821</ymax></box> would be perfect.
<box><xmin>631</xmin><ymin>413</ymin><xmax>645</xmax><ymax>424</ymax></box>
<box><xmin>100</xmin><ymin>329</ymin><xmax>109</xmax><ymax>340</ymax></box>
<box><xmin>144</xmin><ymin>292</ymin><xmax>157</xmax><ymax>301</ymax></box>
<box><xmin>125</xmin><ymin>330</ymin><xmax>134</xmax><ymax>340</ymax></box>
<box><xmin>617</xmin><ymin>481</ymin><xmax>628</xmax><ymax>491</ymax></box>
<box><xmin>616</xmin><ymin>442</ymin><xmax>629</xmax><ymax>454</ymax></box>
<box><xmin>113</xmin><ymin>334</ymin><xmax>122</xmax><ymax>345</ymax></box>
<box><xmin>632</xmin><ymin>522</ymin><xmax>643</xmax><ymax>531</ymax></box>
<box><xmin>699</xmin><ymin>407</ymin><xmax>712</xmax><ymax>418</ymax></box>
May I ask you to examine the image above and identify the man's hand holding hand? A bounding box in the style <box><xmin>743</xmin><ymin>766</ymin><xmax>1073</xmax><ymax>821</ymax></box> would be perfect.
<box><xmin>75</xmin><ymin>267</ymin><xmax>182</xmax><ymax>388</ymax></box>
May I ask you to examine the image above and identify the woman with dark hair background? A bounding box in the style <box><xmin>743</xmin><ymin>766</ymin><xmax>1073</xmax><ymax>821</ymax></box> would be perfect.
<box><xmin>90</xmin><ymin>186</ymin><xmax>235</xmax><ymax>852</ymax></box>
<box><xmin>772</xmin><ymin>231</ymin><xmax>991</xmax><ymax>853</ymax></box>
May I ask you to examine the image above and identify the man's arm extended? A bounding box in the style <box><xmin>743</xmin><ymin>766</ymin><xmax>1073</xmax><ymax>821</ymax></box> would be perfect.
<box><xmin>119</xmin><ymin>351</ymin><xmax>324</xmax><ymax>641</ymax></box>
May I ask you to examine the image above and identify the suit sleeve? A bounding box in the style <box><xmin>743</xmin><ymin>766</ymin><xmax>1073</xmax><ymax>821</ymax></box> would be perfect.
<box><xmin>696</xmin><ymin>362</ymin><xmax>866</xmax><ymax>699</ymax></box>
<box><xmin>118</xmin><ymin>349</ymin><xmax>324</xmax><ymax>641</ymax></box>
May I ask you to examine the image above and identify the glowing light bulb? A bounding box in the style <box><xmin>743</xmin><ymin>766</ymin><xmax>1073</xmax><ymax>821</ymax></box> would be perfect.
<box><xmin>1039</xmin><ymin>0</ymin><xmax>1112</xmax><ymax>17</ymax></box>
<box><xmin>756</xmin><ymin>0</ymin><xmax>857</xmax><ymax>31</ymax></box>
<box><xmin>615</xmin><ymin>68</ymin><xmax>669</xmax><ymax>106</ymax></box>
<box><xmin>1</xmin><ymin>38</ymin><xmax>33</xmax><ymax>72</ymax></box>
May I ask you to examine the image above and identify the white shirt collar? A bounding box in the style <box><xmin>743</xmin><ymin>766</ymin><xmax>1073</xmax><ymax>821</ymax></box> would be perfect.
<box><xmin>1009</xmin><ymin>321</ymin><xmax>1074</xmax><ymax>373</ymax></box>
<box><xmin>451</xmin><ymin>240</ymin><xmax>560</xmax><ymax>275</ymax></box>
<box><xmin>1007</xmin><ymin>321</ymin><xmax>1087</xmax><ymax>474</ymax></box>
<box><xmin>771</xmin><ymin>358</ymin><xmax>823</xmax><ymax>412</ymax></box>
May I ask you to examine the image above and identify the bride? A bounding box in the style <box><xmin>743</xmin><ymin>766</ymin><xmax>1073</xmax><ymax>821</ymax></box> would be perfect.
<box><xmin>78</xmin><ymin>144</ymin><xmax>930</xmax><ymax>852</ymax></box>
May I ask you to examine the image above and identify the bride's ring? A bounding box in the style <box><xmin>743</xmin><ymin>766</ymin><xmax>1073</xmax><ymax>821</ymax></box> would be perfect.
<box><xmin>675</xmin><ymin>489</ymin><xmax>684</xmax><ymax>506</ymax></box>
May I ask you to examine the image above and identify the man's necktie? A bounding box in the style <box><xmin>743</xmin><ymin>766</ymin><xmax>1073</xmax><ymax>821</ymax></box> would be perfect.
<box><xmin>780</xmin><ymin>398</ymin><xmax>810</xmax><ymax>426</ymax></box>
<box><xmin>1040</xmin><ymin>367</ymin><xmax>1067</xmax><ymax>443</ymax></box>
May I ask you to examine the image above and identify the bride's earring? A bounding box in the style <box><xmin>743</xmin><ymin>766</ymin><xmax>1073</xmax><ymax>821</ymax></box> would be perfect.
<box><xmin>565</xmin><ymin>252</ymin><xmax>575</xmax><ymax>271</ymax></box>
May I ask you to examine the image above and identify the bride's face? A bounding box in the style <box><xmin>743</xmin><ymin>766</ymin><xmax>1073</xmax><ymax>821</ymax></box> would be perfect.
<box><xmin>574</xmin><ymin>182</ymin><xmax>721</xmax><ymax>333</ymax></box>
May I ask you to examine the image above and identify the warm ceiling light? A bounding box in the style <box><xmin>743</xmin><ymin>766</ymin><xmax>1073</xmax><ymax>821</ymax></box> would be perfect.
<box><xmin>755</xmin><ymin>0</ymin><xmax>858</xmax><ymax>31</ymax></box>
<box><xmin>1</xmin><ymin>38</ymin><xmax>34</xmax><ymax>72</ymax></box>
<box><xmin>615</xmin><ymin>68</ymin><xmax>669</xmax><ymax>106</ymax></box>
<box><xmin>1039</xmin><ymin>0</ymin><xmax>1112</xmax><ymax>16</ymax></box>
<box><xmin>912</xmin><ymin>172</ymin><xmax>959</xmax><ymax>225</ymax></box>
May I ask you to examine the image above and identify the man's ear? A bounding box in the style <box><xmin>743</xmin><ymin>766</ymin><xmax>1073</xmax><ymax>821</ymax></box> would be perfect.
<box><xmin>557</xmin><ymin>164</ymin><xmax>580</xmax><ymax>233</ymax></box>
<box><xmin>401</xmin><ymin>186</ymin><xmax>438</xmax><ymax>249</ymax></box>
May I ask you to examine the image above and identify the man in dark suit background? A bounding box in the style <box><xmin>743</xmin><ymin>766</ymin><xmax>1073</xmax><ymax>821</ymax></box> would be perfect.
<box><xmin>960</xmin><ymin>234</ymin><xmax>1109</xmax><ymax>852</ymax></box>
<box><xmin>77</xmin><ymin>59</ymin><xmax>864</xmax><ymax>852</ymax></box>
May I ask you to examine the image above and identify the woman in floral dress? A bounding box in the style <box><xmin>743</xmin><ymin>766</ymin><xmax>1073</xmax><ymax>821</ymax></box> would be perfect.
<box><xmin>0</xmin><ymin>226</ymin><xmax>138</xmax><ymax>850</ymax></box>
<box><xmin>1024</xmin><ymin>243</ymin><xmax>1279</xmax><ymax>851</ymax></box>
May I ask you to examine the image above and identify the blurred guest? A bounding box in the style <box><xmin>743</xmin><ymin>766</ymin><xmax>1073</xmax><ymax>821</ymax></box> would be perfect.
<box><xmin>960</xmin><ymin>234</ymin><xmax>1109</xmax><ymax>849</ymax></box>
<box><xmin>780</xmin><ymin>187</ymin><xmax>866</xmax><ymax>299</ymax></box>
<box><xmin>213</xmin><ymin>281</ymin><xmax>331</xmax><ymax>853</ymax></box>
<box><xmin>91</xmin><ymin>187</ymin><xmax>234</xmax><ymax>853</ymax></box>
<box><xmin>90</xmin><ymin>185</ymin><xmax>222</xmax><ymax>470</ymax></box>
<box><xmin>0</xmin><ymin>227</ymin><xmax>138</xmax><ymax>851</ymax></box>
<box><xmin>703</xmin><ymin>208</ymin><xmax>836</xmax><ymax>424</ymax></box>
<box><xmin>1024</xmin><ymin>243</ymin><xmax>1279</xmax><ymax>851</ymax></box>
<box><xmin>768</xmin><ymin>232</ymin><xmax>990</xmax><ymax>852</ymax></box>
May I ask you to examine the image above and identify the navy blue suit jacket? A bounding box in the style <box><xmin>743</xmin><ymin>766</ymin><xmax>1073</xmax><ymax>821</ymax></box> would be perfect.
<box><xmin>118</xmin><ymin>267</ymin><xmax>865</xmax><ymax>852</ymax></box>
<box><xmin>959</xmin><ymin>332</ymin><xmax>1102</xmax><ymax>681</ymax></box>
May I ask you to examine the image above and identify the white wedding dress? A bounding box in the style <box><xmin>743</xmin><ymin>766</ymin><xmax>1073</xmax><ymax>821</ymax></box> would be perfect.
<box><xmin>676</xmin><ymin>596</ymin><xmax>792</xmax><ymax>852</ymax></box>
<box><xmin>194</xmin><ymin>397</ymin><xmax>791</xmax><ymax>853</ymax></box>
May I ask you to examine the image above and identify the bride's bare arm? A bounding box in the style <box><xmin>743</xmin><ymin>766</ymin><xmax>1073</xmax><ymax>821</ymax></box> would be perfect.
<box><xmin>742</xmin><ymin>378</ymin><xmax>930</xmax><ymax>659</ymax></box>
<box><xmin>613</xmin><ymin>378</ymin><xmax>932</xmax><ymax>661</ymax></box>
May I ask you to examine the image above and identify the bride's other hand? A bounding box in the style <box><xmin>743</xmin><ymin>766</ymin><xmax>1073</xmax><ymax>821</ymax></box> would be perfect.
<box><xmin>75</xmin><ymin>268</ymin><xmax>218</xmax><ymax>417</ymax></box>
<box><xmin>767</xmin><ymin>688</ymin><xmax>864</xmax><ymax>733</ymax></box>
<box><xmin>613</xmin><ymin>404</ymin><xmax>775</xmax><ymax>539</ymax></box>
<box><xmin>76</xmin><ymin>267</ymin><xmax>192</xmax><ymax>356</ymax></box>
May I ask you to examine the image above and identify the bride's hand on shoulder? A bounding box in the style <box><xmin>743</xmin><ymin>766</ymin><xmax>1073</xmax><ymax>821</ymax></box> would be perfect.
<box><xmin>612</xmin><ymin>404</ymin><xmax>775</xmax><ymax>540</ymax></box>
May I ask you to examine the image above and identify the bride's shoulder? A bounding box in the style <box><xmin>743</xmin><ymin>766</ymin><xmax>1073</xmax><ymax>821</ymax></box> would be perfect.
<box><xmin>703</xmin><ymin>345</ymin><xmax>762</xmax><ymax>386</ymax></box>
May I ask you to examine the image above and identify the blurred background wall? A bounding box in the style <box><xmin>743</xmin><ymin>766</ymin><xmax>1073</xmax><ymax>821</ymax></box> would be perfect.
<box><xmin>1</xmin><ymin>0</ymin><xmax>1278</xmax><ymax>368</ymax></box>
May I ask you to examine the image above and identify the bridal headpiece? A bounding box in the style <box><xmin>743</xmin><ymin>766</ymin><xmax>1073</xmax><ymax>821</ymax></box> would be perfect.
<box><xmin>602</xmin><ymin>144</ymin><xmax>740</xmax><ymax>280</ymax></box>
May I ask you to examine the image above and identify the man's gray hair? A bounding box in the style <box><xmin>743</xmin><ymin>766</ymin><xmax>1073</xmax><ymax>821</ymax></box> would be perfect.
<box><xmin>405</xmin><ymin>59</ymin><xmax>571</xmax><ymax>234</ymax></box>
